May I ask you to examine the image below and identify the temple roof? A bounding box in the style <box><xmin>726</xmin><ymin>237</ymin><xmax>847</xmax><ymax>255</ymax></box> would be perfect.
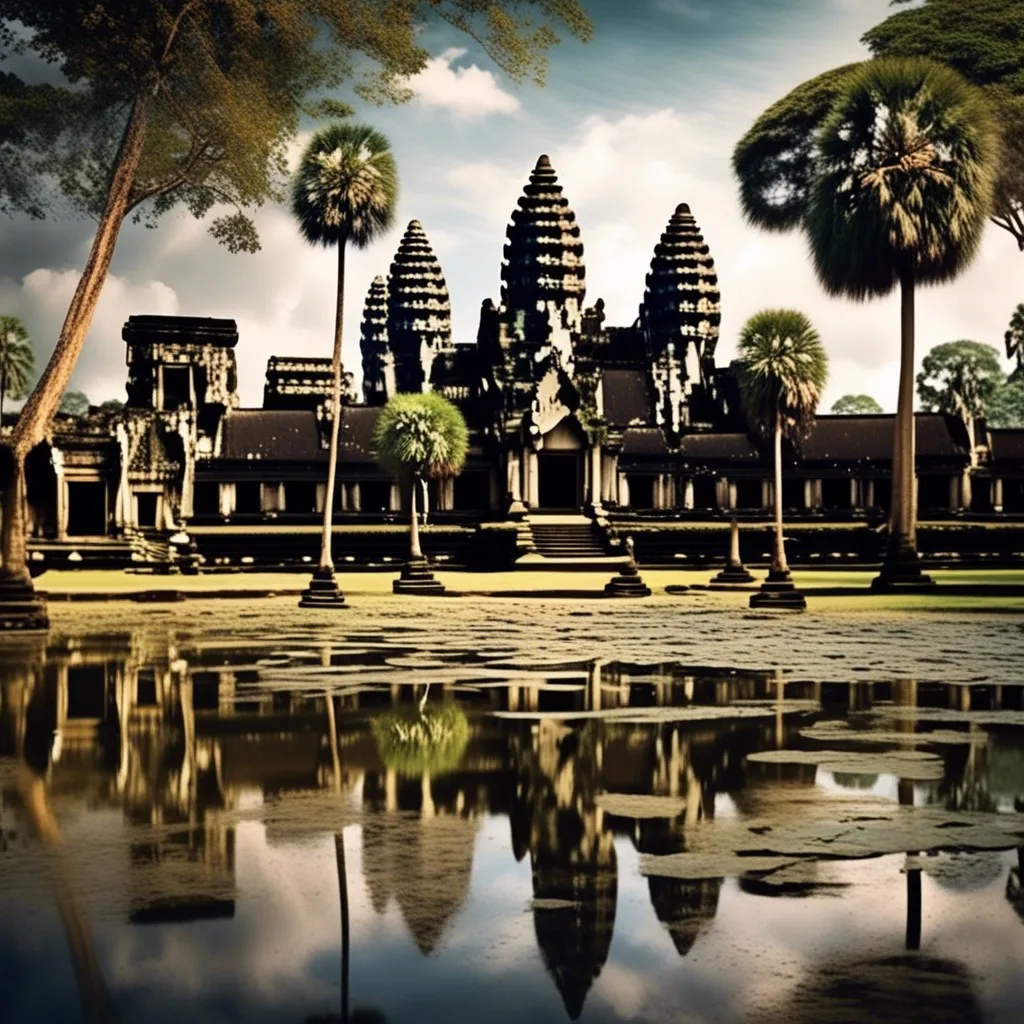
<box><xmin>679</xmin><ymin>432</ymin><xmax>760</xmax><ymax>461</ymax></box>
<box><xmin>219</xmin><ymin>407</ymin><xmax>380</xmax><ymax>463</ymax></box>
<box><xmin>642</xmin><ymin>203</ymin><xmax>720</xmax><ymax>361</ymax></box>
<box><xmin>361</xmin><ymin>274</ymin><xmax>390</xmax><ymax>403</ymax></box>
<box><xmin>501</xmin><ymin>154</ymin><xmax>586</xmax><ymax>314</ymax></box>
<box><xmin>799</xmin><ymin>414</ymin><xmax>970</xmax><ymax>463</ymax></box>
<box><xmin>621</xmin><ymin>427</ymin><xmax>671</xmax><ymax>456</ymax></box>
<box><xmin>989</xmin><ymin>428</ymin><xmax>1024</xmax><ymax>464</ymax></box>
<box><xmin>601</xmin><ymin>369</ymin><xmax>652</xmax><ymax>425</ymax></box>
<box><xmin>122</xmin><ymin>315</ymin><xmax>239</xmax><ymax>348</ymax></box>
<box><xmin>387</xmin><ymin>221</ymin><xmax>452</xmax><ymax>345</ymax></box>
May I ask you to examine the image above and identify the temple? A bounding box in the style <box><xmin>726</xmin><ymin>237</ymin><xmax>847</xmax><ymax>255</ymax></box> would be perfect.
<box><xmin>7</xmin><ymin>154</ymin><xmax>1024</xmax><ymax>571</ymax></box>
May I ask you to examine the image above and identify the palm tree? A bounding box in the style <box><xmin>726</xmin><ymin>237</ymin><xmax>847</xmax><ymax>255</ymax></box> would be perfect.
<box><xmin>0</xmin><ymin>317</ymin><xmax>34</xmax><ymax>425</ymax></box>
<box><xmin>373</xmin><ymin>392</ymin><xmax>467</xmax><ymax>594</ymax></box>
<box><xmin>805</xmin><ymin>58</ymin><xmax>1000</xmax><ymax>588</ymax></box>
<box><xmin>292</xmin><ymin>123</ymin><xmax>398</xmax><ymax>608</ymax></box>
<box><xmin>1006</xmin><ymin>303</ymin><xmax>1024</xmax><ymax>380</ymax></box>
<box><xmin>735</xmin><ymin>309</ymin><xmax>828</xmax><ymax>610</ymax></box>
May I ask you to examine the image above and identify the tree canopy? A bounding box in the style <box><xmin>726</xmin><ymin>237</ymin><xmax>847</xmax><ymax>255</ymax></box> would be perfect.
<box><xmin>916</xmin><ymin>340</ymin><xmax>1004</xmax><ymax>419</ymax></box>
<box><xmin>831</xmin><ymin>394</ymin><xmax>882</xmax><ymax>415</ymax></box>
<box><xmin>735</xmin><ymin>309</ymin><xmax>828</xmax><ymax>440</ymax></box>
<box><xmin>733</xmin><ymin>0</ymin><xmax>1022</xmax><ymax>250</ymax></box>
<box><xmin>58</xmin><ymin>389</ymin><xmax>89</xmax><ymax>416</ymax></box>
<box><xmin>0</xmin><ymin>315</ymin><xmax>34</xmax><ymax>420</ymax></box>
<box><xmin>0</xmin><ymin>0</ymin><xmax>593</xmax><ymax>252</ymax></box>
<box><xmin>373</xmin><ymin>392</ymin><xmax>468</xmax><ymax>481</ymax></box>
<box><xmin>1006</xmin><ymin>302</ymin><xmax>1024</xmax><ymax>379</ymax></box>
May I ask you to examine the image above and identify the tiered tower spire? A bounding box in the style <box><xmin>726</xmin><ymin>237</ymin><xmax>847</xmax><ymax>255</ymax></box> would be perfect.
<box><xmin>642</xmin><ymin>203</ymin><xmax>720</xmax><ymax>371</ymax></box>
<box><xmin>501</xmin><ymin>155</ymin><xmax>585</xmax><ymax>363</ymax></box>
<box><xmin>360</xmin><ymin>274</ymin><xmax>392</xmax><ymax>405</ymax></box>
<box><xmin>387</xmin><ymin>220</ymin><xmax>453</xmax><ymax>394</ymax></box>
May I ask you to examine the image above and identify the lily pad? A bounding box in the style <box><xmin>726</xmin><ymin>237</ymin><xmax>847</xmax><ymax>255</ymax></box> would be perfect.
<box><xmin>746</xmin><ymin>748</ymin><xmax>945</xmax><ymax>781</ymax></box>
<box><xmin>595</xmin><ymin>794</ymin><xmax>687</xmax><ymax>819</ymax></box>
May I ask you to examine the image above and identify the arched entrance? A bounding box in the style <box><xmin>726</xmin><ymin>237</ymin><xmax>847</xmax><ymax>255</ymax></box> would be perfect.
<box><xmin>537</xmin><ymin>418</ymin><xmax>585</xmax><ymax>510</ymax></box>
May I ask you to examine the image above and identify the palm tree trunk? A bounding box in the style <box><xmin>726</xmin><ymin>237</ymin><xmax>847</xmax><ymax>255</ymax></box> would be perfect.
<box><xmin>336</xmin><ymin>832</ymin><xmax>350</xmax><ymax>1024</ymax></box>
<box><xmin>409</xmin><ymin>473</ymin><xmax>423</xmax><ymax>560</ymax></box>
<box><xmin>893</xmin><ymin>271</ymin><xmax>917</xmax><ymax>551</ymax></box>
<box><xmin>319</xmin><ymin>243</ymin><xmax>347</xmax><ymax>572</ymax></box>
<box><xmin>771</xmin><ymin>416</ymin><xmax>788</xmax><ymax>576</ymax></box>
<box><xmin>1</xmin><ymin>368</ymin><xmax>6</xmax><ymax>424</ymax></box>
<box><xmin>1</xmin><ymin>91</ymin><xmax>151</xmax><ymax>585</ymax></box>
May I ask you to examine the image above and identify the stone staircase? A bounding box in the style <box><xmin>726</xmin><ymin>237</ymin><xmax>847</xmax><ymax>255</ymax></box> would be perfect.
<box><xmin>126</xmin><ymin>528</ymin><xmax>173</xmax><ymax>571</ymax></box>
<box><xmin>530</xmin><ymin>518</ymin><xmax>609</xmax><ymax>559</ymax></box>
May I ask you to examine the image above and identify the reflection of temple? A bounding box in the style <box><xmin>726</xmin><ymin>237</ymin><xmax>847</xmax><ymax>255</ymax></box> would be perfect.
<box><xmin>10</xmin><ymin>154</ymin><xmax>1024</xmax><ymax>572</ymax></box>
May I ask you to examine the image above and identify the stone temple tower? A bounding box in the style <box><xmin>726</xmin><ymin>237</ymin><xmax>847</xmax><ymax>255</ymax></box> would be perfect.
<box><xmin>386</xmin><ymin>220</ymin><xmax>453</xmax><ymax>394</ymax></box>
<box><xmin>641</xmin><ymin>203</ymin><xmax>721</xmax><ymax>436</ymax></box>
<box><xmin>360</xmin><ymin>274</ymin><xmax>393</xmax><ymax>405</ymax></box>
<box><xmin>500</xmin><ymin>154</ymin><xmax>586</xmax><ymax>377</ymax></box>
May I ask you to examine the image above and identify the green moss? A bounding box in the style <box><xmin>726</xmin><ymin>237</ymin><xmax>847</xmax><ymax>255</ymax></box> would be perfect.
<box><xmin>372</xmin><ymin>703</ymin><xmax>469</xmax><ymax>776</ymax></box>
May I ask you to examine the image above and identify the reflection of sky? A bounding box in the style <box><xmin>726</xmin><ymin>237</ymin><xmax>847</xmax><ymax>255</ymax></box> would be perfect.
<box><xmin>3</xmin><ymin>804</ymin><xmax>1024</xmax><ymax>1023</ymax></box>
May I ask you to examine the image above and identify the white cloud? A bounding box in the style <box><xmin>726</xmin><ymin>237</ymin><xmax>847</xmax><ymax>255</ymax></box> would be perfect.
<box><xmin>404</xmin><ymin>48</ymin><xmax>520</xmax><ymax>120</ymax></box>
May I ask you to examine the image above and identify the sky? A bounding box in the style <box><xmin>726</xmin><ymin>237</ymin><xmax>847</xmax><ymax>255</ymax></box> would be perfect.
<box><xmin>1</xmin><ymin>0</ymin><xmax>1021</xmax><ymax>413</ymax></box>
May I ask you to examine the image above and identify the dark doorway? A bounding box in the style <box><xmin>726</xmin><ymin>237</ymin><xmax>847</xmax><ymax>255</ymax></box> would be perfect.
<box><xmin>872</xmin><ymin>478</ymin><xmax>891</xmax><ymax>513</ymax></box>
<box><xmin>1004</xmin><ymin>479</ymin><xmax>1024</xmax><ymax>513</ymax></box>
<box><xmin>918</xmin><ymin>475</ymin><xmax>950</xmax><ymax>511</ymax></box>
<box><xmin>538</xmin><ymin>452</ymin><xmax>582</xmax><ymax>509</ymax></box>
<box><xmin>162</xmin><ymin>366</ymin><xmax>191</xmax><ymax>410</ymax></box>
<box><xmin>691</xmin><ymin>476</ymin><xmax>717</xmax><ymax>510</ymax></box>
<box><xmin>970</xmin><ymin>477</ymin><xmax>992</xmax><ymax>513</ymax></box>
<box><xmin>360</xmin><ymin>480</ymin><xmax>392</xmax><ymax>513</ymax></box>
<box><xmin>454</xmin><ymin>471</ymin><xmax>491</xmax><ymax>511</ymax></box>
<box><xmin>781</xmin><ymin>477</ymin><xmax>805</xmax><ymax>510</ymax></box>
<box><xmin>284</xmin><ymin>481</ymin><xmax>318</xmax><ymax>514</ymax></box>
<box><xmin>822</xmin><ymin>478</ymin><xmax>851</xmax><ymax>510</ymax></box>
<box><xmin>735</xmin><ymin>479</ymin><xmax>764</xmax><ymax>510</ymax></box>
<box><xmin>67</xmin><ymin>666</ymin><xmax>107</xmax><ymax>719</ymax></box>
<box><xmin>235</xmin><ymin>481</ymin><xmax>261</xmax><ymax>514</ymax></box>
<box><xmin>67</xmin><ymin>481</ymin><xmax>107</xmax><ymax>536</ymax></box>
<box><xmin>193</xmin><ymin>481</ymin><xmax>220</xmax><ymax>517</ymax></box>
<box><xmin>136</xmin><ymin>492</ymin><xmax>158</xmax><ymax>528</ymax></box>
<box><xmin>626</xmin><ymin>474</ymin><xmax>655</xmax><ymax>510</ymax></box>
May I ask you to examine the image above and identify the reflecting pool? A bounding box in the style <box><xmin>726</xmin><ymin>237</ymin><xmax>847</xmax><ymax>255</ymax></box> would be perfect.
<box><xmin>2</xmin><ymin>601</ymin><xmax>1024</xmax><ymax>1023</ymax></box>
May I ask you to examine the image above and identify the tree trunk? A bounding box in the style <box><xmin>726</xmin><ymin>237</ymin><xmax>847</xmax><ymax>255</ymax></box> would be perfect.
<box><xmin>893</xmin><ymin>271</ymin><xmax>917</xmax><ymax>550</ymax></box>
<box><xmin>0</xmin><ymin>91</ymin><xmax>151</xmax><ymax>583</ymax></box>
<box><xmin>1</xmin><ymin>453</ymin><xmax>29</xmax><ymax>582</ymax></box>
<box><xmin>771</xmin><ymin>416</ymin><xmax>788</xmax><ymax>576</ymax></box>
<box><xmin>336</xmin><ymin>831</ymin><xmax>350</xmax><ymax>1024</ymax></box>
<box><xmin>409</xmin><ymin>473</ymin><xmax>422</xmax><ymax>560</ymax></box>
<box><xmin>319</xmin><ymin>243</ymin><xmax>347</xmax><ymax>572</ymax></box>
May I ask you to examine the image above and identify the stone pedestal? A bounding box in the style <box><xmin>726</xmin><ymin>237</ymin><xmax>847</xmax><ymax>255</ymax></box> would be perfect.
<box><xmin>871</xmin><ymin>538</ymin><xmax>935</xmax><ymax>591</ymax></box>
<box><xmin>604</xmin><ymin>559</ymin><xmax>651</xmax><ymax>598</ymax></box>
<box><xmin>298</xmin><ymin>566</ymin><xmax>348</xmax><ymax>608</ymax></box>
<box><xmin>711</xmin><ymin>520</ymin><xmax>755</xmax><ymax>584</ymax></box>
<box><xmin>0</xmin><ymin>574</ymin><xmax>49</xmax><ymax>631</ymax></box>
<box><xmin>749</xmin><ymin>569</ymin><xmax>806</xmax><ymax>610</ymax></box>
<box><xmin>393</xmin><ymin>558</ymin><xmax>445</xmax><ymax>594</ymax></box>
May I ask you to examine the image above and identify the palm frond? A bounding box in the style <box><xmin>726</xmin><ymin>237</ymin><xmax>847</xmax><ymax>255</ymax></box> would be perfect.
<box><xmin>0</xmin><ymin>315</ymin><xmax>35</xmax><ymax>399</ymax></box>
<box><xmin>291</xmin><ymin>122</ymin><xmax>398</xmax><ymax>249</ymax></box>
<box><xmin>735</xmin><ymin>308</ymin><xmax>829</xmax><ymax>440</ymax></box>
<box><xmin>806</xmin><ymin>58</ymin><xmax>1001</xmax><ymax>299</ymax></box>
<box><xmin>372</xmin><ymin>392</ymin><xmax>469</xmax><ymax>480</ymax></box>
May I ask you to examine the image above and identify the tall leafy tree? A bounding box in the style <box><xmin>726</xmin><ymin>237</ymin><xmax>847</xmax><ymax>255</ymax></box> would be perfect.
<box><xmin>733</xmin><ymin>0</ymin><xmax>1024</xmax><ymax>251</ymax></box>
<box><xmin>373</xmin><ymin>392</ymin><xmax>468</xmax><ymax>564</ymax></box>
<box><xmin>292</xmin><ymin>122</ymin><xmax>398</xmax><ymax>601</ymax></box>
<box><xmin>0</xmin><ymin>316</ymin><xmax>33</xmax><ymax>423</ymax></box>
<box><xmin>916</xmin><ymin>340</ymin><xmax>1004</xmax><ymax>427</ymax></box>
<box><xmin>58</xmin><ymin>390</ymin><xmax>90</xmax><ymax>417</ymax></box>
<box><xmin>0</xmin><ymin>0</ymin><xmax>592</xmax><ymax>602</ymax></box>
<box><xmin>831</xmin><ymin>393</ymin><xmax>882</xmax><ymax>415</ymax></box>
<box><xmin>988</xmin><ymin>378</ymin><xmax>1024</xmax><ymax>428</ymax></box>
<box><xmin>735</xmin><ymin>309</ymin><xmax>827</xmax><ymax>588</ymax></box>
<box><xmin>805</xmin><ymin>59</ymin><xmax>999</xmax><ymax>587</ymax></box>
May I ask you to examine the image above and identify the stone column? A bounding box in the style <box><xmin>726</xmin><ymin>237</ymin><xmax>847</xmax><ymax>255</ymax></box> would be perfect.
<box><xmin>113</xmin><ymin>425</ymin><xmax>130</xmax><ymax>529</ymax></box>
<box><xmin>960</xmin><ymin>469</ymin><xmax>972</xmax><ymax>511</ymax></box>
<box><xmin>220</xmin><ymin>482</ymin><xmax>235</xmax><ymax>516</ymax></box>
<box><xmin>589</xmin><ymin>445</ymin><xmax>602</xmax><ymax>505</ymax></box>
<box><xmin>617</xmin><ymin>471</ymin><xmax>630</xmax><ymax>508</ymax></box>
<box><xmin>761</xmin><ymin>479</ymin><xmax>772</xmax><ymax>510</ymax></box>
<box><xmin>52</xmin><ymin>448</ymin><xmax>67</xmax><ymax>541</ymax></box>
<box><xmin>389</xmin><ymin>482</ymin><xmax>401</xmax><ymax>511</ymax></box>
<box><xmin>526</xmin><ymin>450</ymin><xmax>539</xmax><ymax>508</ymax></box>
<box><xmin>993</xmin><ymin>477</ymin><xmax>1003</xmax><ymax>512</ymax></box>
<box><xmin>439</xmin><ymin>477</ymin><xmax>454</xmax><ymax>511</ymax></box>
<box><xmin>602</xmin><ymin>452</ymin><xmax>618</xmax><ymax>503</ymax></box>
<box><xmin>315</xmin><ymin>482</ymin><xmax>327</xmax><ymax>513</ymax></box>
<box><xmin>714</xmin><ymin>477</ymin><xmax>728</xmax><ymax>510</ymax></box>
<box><xmin>728</xmin><ymin>480</ymin><xmax>738</xmax><ymax>510</ymax></box>
<box><xmin>865</xmin><ymin>479</ymin><xmax>876</xmax><ymax>509</ymax></box>
<box><xmin>850</xmin><ymin>479</ymin><xmax>860</xmax><ymax>508</ymax></box>
<box><xmin>804</xmin><ymin>479</ymin><xmax>815</xmax><ymax>510</ymax></box>
<box><xmin>507</xmin><ymin>451</ymin><xmax>522</xmax><ymax>503</ymax></box>
<box><xmin>948</xmin><ymin>474</ymin><xmax>960</xmax><ymax>511</ymax></box>
<box><xmin>350</xmin><ymin>481</ymin><xmax>361</xmax><ymax>512</ymax></box>
<box><xmin>178</xmin><ymin>418</ymin><xmax>195</xmax><ymax>520</ymax></box>
<box><xmin>683</xmin><ymin>477</ymin><xmax>694</xmax><ymax>510</ymax></box>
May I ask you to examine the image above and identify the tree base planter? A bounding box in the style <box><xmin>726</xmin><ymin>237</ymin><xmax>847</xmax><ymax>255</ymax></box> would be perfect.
<box><xmin>604</xmin><ymin>562</ymin><xmax>652</xmax><ymax>598</ymax></box>
<box><xmin>749</xmin><ymin>570</ymin><xmax>806</xmax><ymax>610</ymax></box>
<box><xmin>393</xmin><ymin>559</ymin><xmax>445</xmax><ymax>595</ymax></box>
<box><xmin>871</xmin><ymin>547</ymin><xmax>936</xmax><ymax>591</ymax></box>
<box><xmin>298</xmin><ymin>567</ymin><xmax>348</xmax><ymax>608</ymax></box>
<box><xmin>0</xmin><ymin>575</ymin><xmax>50</xmax><ymax>631</ymax></box>
<box><xmin>711</xmin><ymin>564</ymin><xmax>757</xmax><ymax>585</ymax></box>
<box><xmin>712</xmin><ymin>519</ymin><xmax>756</xmax><ymax>584</ymax></box>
